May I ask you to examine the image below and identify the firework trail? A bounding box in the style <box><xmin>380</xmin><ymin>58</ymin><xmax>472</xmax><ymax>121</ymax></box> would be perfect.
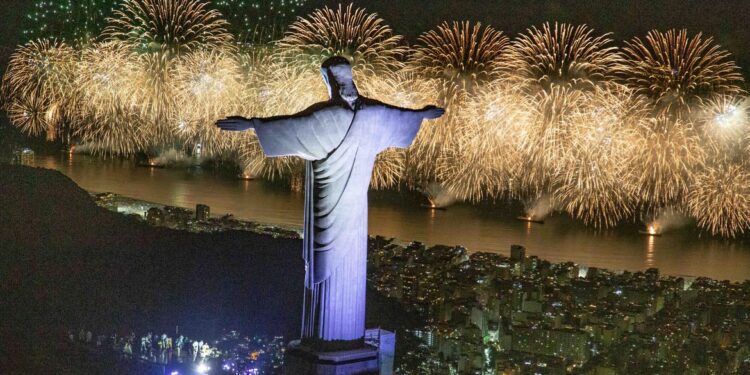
<box><xmin>173</xmin><ymin>50</ymin><xmax>246</xmax><ymax>157</ymax></box>
<box><xmin>550</xmin><ymin>87</ymin><xmax>644</xmax><ymax>227</ymax></box>
<box><xmin>71</xmin><ymin>41</ymin><xmax>150</xmax><ymax>155</ymax></box>
<box><xmin>618</xmin><ymin>29</ymin><xmax>744</xmax><ymax>116</ymax></box>
<box><xmin>438</xmin><ymin>82</ymin><xmax>529</xmax><ymax>202</ymax></box>
<box><xmin>407</xmin><ymin>21</ymin><xmax>510</xmax><ymax>185</ymax></box>
<box><xmin>277</xmin><ymin>4</ymin><xmax>405</xmax><ymax>76</ymax></box>
<box><xmin>628</xmin><ymin>114</ymin><xmax>706</xmax><ymax>208</ymax></box>
<box><xmin>3</xmin><ymin>39</ymin><xmax>76</xmax><ymax>140</ymax></box>
<box><xmin>687</xmin><ymin>163</ymin><xmax>750</xmax><ymax>237</ymax></box>
<box><xmin>503</xmin><ymin>22</ymin><xmax>621</xmax><ymax>93</ymax></box>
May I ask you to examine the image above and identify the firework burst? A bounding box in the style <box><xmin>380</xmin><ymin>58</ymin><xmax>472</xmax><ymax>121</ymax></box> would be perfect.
<box><xmin>3</xmin><ymin>39</ymin><xmax>77</xmax><ymax>99</ymax></box>
<box><xmin>102</xmin><ymin>0</ymin><xmax>234</xmax><ymax>151</ymax></box>
<box><xmin>173</xmin><ymin>50</ymin><xmax>246</xmax><ymax>157</ymax></box>
<box><xmin>278</xmin><ymin>4</ymin><xmax>405</xmax><ymax>76</ymax></box>
<box><xmin>410</xmin><ymin>20</ymin><xmax>509</xmax><ymax>99</ymax></box>
<box><xmin>503</xmin><ymin>22</ymin><xmax>621</xmax><ymax>92</ymax></box>
<box><xmin>550</xmin><ymin>87</ymin><xmax>644</xmax><ymax>227</ymax></box>
<box><xmin>70</xmin><ymin>41</ymin><xmax>150</xmax><ymax>155</ymax></box>
<box><xmin>628</xmin><ymin>115</ymin><xmax>706</xmax><ymax>207</ymax></box>
<box><xmin>73</xmin><ymin>41</ymin><xmax>134</xmax><ymax>114</ymax></box>
<box><xmin>687</xmin><ymin>163</ymin><xmax>750</xmax><ymax>237</ymax></box>
<box><xmin>407</xmin><ymin>21</ymin><xmax>509</xmax><ymax>184</ymax></box>
<box><xmin>618</xmin><ymin>29</ymin><xmax>744</xmax><ymax>115</ymax></box>
<box><xmin>2</xmin><ymin>39</ymin><xmax>77</xmax><ymax>140</ymax></box>
<box><xmin>104</xmin><ymin>0</ymin><xmax>233</xmax><ymax>57</ymax></box>
<box><xmin>6</xmin><ymin>92</ymin><xmax>60</xmax><ymax>138</ymax></box>
<box><xmin>438</xmin><ymin>82</ymin><xmax>529</xmax><ymax>201</ymax></box>
<box><xmin>694</xmin><ymin>95</ymin><xmax>749</xmax><ymax>161</ymax></box>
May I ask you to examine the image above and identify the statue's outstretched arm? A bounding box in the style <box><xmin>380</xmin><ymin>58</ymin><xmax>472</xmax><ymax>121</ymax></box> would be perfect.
<box><xmin>217</xmin><ymin>102</ymin><xmax>352</xmax><ymax>159</ymax></box>
<box><xmin>367</xmin><ymin>99</ymin><xmax>445</xmax><ymax>149</ymax></box>
<box><xmin>215</xmin><ymin>116</ymin><xmax>254</xmax><ymax>132</ymax></box>
<box><xmin>368</xmin><ymin>98</ymin><xmax>445</xmax><ymax>120</ymax></box>
<box><xmin>418</xmin><ymin>105</ymin><xmax>446</xmax><ymax>120</ymax></box>
<box><xmin>215</xmin><ymin>102</ymin><xmax>337</xmax><ymax>132</ymax></box>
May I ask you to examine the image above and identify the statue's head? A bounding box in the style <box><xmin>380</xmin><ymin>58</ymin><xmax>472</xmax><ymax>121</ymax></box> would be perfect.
<box><xmin>321</xmin><ymin>56</ymin><xmax>359</xmax><ymax>109</ymax></box>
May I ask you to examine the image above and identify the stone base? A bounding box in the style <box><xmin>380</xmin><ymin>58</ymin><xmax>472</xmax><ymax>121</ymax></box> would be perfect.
<box><xmin>284</xmin><ymin>341</ymin><xmax>380</xmax><ymax>375</ymax></box>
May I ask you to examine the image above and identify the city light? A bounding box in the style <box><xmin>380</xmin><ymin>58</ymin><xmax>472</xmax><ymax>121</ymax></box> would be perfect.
<box><xmin>196</xmin><ymin>362</ymin><xmax>210</xmax><ymax>374</ymax></box>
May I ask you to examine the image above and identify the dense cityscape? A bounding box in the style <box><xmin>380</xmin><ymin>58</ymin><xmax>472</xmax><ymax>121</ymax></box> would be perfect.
<box><xmin>370</xmin><ymin>240</ymin><xmax>750</xmax><ymax>374</ymax></box>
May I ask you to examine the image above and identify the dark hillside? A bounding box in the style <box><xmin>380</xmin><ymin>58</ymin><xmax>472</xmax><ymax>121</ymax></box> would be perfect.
<box><xmin>0</xmin><ymin>164</ymin><xmax>415</xmax><ymax>373</ymax></box>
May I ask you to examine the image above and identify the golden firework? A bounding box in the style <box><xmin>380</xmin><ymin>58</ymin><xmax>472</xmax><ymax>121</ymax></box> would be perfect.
<box><xmin>2</xmin><ymin>39</ymin><xmax>76</xmax><ymax>140</ymax></box>
<box><xmin>694</xmin><ymin>95</ymin><xmax>749</xmax><ymax>161</ymax></box>
<box><xmin>687</xmin><ymin>163</ymin><xmax>750</xmax><ymax>237</ymax></box>
<box><xmin>104</xmin><ymin>0</ymin><xmax>233</xmax><ymax>57</ymax></box>
<box><xmin>6</xmin><ymin>92</ymin><xmax>59</xmax><ymax>138</ymax></box>
<box><xmin>173</xmin><ymin>50</ymin><xmax>246</xmax><ymax>157</ymax></box>
<box><xmin>503</xmin><ymin>22</ymin><xmax>621</xmax><ymax>93</ymax></box>
<box><xmin>102</xmin><ymin>0</ymin><xmax>235</xmax><ymax>151</ymax></box>
<box><xmin>71</xmin><ymin>41</ymin><xmax>150</xmax><ymax>155</ymax></box>
<box><xmin>618</xmin><ymin>29</ymin><xmax>744</xmax><ymax>115</ymax></box>
<box><xmin>410</xmin><ymin>20</ymin><xmax>509</xmax><ymax>98</ymax></box>
<box><xmin>407</xmin><ymin>21</ymin><xmax>509</xmax><ymax>184</ymax></box>
<box><xmin>550</xmin><ymin>87</ymin><xmax>644</xmax><ymax>227</ymax></box>
<box><xmin>278</xmin><ymin>4</ymin><xmax>405</xmax><ymax>76</ymax></box>
<box><xmin>438</xmin><ymin>82</ymin><xmax>530</xmax><ymax>201</ymax></box>
<box><xmin>628</xmin><ymin>114</ymin><xmax>706</xmax><ymax>207</ymax></box>
<box><xmin>519</xmin><ymin>85</ymin><xmax>589</xmax><ymax>192</ymax></box>
<box><xmin>2</xmin><ymin>39</ymin><xmax>76</xmax><ymax>99</ymax></box>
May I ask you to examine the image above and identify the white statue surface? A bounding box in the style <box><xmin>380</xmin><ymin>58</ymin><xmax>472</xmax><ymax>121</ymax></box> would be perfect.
<box><xmin>217</xmin><ymin>56</ymin><xmax>444</xmax><ymax>343</ymax></box>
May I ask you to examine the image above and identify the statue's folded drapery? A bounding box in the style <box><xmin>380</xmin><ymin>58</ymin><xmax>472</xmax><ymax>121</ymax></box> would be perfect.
<box><xmin>251</xmin><ymin>97</ymin><xmax>427</xmax><ymax>340</ymax></box>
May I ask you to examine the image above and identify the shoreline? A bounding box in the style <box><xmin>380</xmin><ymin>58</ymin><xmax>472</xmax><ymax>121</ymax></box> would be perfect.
<box><xmin>93</xmin><ymin>190</ymin><xmax>735</xmax><ymax>283</ymax></box>
<box><xmin>9</xmin><ymin>155</ymin><xmax>750</xmax><ymax>281</ymax></box>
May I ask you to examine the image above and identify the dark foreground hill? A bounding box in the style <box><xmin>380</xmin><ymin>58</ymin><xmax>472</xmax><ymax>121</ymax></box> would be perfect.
<box><xmin>0</xmin><ymin>164</ymin><xmax>415</xmax><ymax>373</ymax></box>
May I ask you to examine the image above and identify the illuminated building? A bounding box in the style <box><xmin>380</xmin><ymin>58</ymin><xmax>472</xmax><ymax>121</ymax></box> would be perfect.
<box><xmin>196</xmin><ymin>204</ymin><xmax>210</xmax><ymax>221</ymax></box>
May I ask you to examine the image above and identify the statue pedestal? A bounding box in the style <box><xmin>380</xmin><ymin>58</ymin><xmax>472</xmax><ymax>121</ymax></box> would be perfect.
<box><xmin>284</xmin><ymin>329</ymin><xmax>395</xmax><ymax>375</ymax></box>
<box><xmin>284</xmin><ymin>344</ymin><xmax>380</xmax><ymax>375</ymax></box>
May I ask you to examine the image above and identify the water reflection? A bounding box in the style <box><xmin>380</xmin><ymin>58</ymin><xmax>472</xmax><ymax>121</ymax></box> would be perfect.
<box><xmin>646</xmin><ymin>235</ymin><xmax>656</xmax><ymax>268</ymax></box>
<box><xmin>31</xmin><ymin>153</ymin><xmax>750</xmax><ymax>281</ymax></box>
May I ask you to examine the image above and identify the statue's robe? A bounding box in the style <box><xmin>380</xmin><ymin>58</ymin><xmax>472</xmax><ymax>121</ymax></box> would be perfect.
<box><xmin>252</xmin><ymin>97</ymin><xmax>426</xmax><ymax>341</ymax></box>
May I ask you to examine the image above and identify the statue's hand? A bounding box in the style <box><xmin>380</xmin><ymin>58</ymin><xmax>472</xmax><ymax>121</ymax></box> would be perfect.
<box><xmin>421</xmin><ymin>105</ymin><xmax>446</xmax><ymax>120</ymax></box>
<box><xmin>215</xmin><ymin>116</ymin><xmax>254</xmax><ymax>131</ymax></box>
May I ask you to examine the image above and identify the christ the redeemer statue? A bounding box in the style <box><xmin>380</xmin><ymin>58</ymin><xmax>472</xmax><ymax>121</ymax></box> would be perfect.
<box><xmin>217</xmin><ymin>56</ymin><xmax>444</xmax><ymax>344</ymax></box>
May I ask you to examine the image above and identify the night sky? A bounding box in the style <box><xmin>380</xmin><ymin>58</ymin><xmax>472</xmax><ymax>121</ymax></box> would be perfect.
<box><xmin>1</xmin><ymin>0</ymin><xmax>750</xmax><ymax>76</ymax></box>
<box><xmin>323</xmin><ymin>0</ymin><xmax>750</xmax><ymax>76</ymax></box>
<box><xmin>0</xmin><ymin>0</ymin><xmax>30</xmax><ymax>71</ymax></box>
